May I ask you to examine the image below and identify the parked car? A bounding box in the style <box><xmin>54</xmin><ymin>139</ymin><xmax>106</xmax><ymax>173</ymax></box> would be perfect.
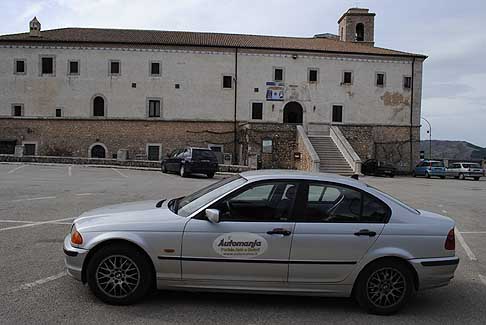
<box><xmin>64</xmin><ymin>170</ymin><xmax>458</xmax><ymax>315</ymax></box>
<box><xmin>446</xmin><ymin>162</ymin><xmax>483</xmax><ymax>181</ymax></box>
<box><xmin>161</xmin><ymin>147</ymin><xmax>218</xmax><ymax>178</ymax></box>
<box><xmin>412</xmin><ymin>160</ymin><xmax>446</xmax><ymax>178</ymax></box>
<box><xmin>362</xmin><ymin>159</ymin><xmax>396</xmax><ymax>177</ymax></box>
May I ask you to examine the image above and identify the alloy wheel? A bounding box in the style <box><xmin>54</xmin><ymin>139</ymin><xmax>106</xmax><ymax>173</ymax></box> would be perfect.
<box><xmin>366</xmin><ymin>267</ymin><xmax>406</xmax><ymax>308</ymax></box>
<box><xmin>95</xmin><ymin>255</ymin><xmax>141</xmax><ymax>299</ymax></box>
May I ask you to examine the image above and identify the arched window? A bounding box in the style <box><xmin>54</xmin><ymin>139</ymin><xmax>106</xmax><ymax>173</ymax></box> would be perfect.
<box><xmin>93</xmin><ymin>96</ymin><xmax>105</xmax><ymax>117</ymax></box>
<box><xmin>356</xmin><ymin>23</ymin><xmax>364</xmax><ymax>42</ymax></box>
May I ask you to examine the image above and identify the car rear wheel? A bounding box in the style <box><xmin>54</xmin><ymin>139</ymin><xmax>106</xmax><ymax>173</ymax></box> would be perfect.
<box><xmin>459</xmin><ymin>173</ymin><xmax>465</xmax><ymax>180</ymax></box>
<box><xmin>355</xmin><ymin>260</ymin><xmax>414</xmax><ymax>315</ymax></box>
<box><xmin>411</xmin><ymin>171</ymin><xmax>416</xmax><ymax>177</ymax></box>
<box><xmin>426</xmin><ymin>172</ymin><xmax>431</xmax><ymax>178</ymax></box>
<box><xmin>161</xmin><ymin>163</ymin><xmax>167</xmax><ymax>173</ymax></box>
<box><xmin>207</xmin><ymin>172</ymin><xmax>215</xmax><ymax>178</ymax></box>
<box><xmin>180</xmin><ymin>164</ymin><xmax>188</xmax><ymax>177</ymax></box>
<box><xmin>86</xmin><ymin>244</ymin><xmax>153</xmax><ymax>305</ymax></box>
<box><xmin>474</xmin><ymin>177</ymin><xmax>480</xmax><ymax>181</ymax></box>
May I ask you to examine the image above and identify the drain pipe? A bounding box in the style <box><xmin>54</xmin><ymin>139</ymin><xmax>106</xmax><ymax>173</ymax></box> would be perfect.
<box><xmin>233</xmin><ymin>47</ymin><xmax>238</xmax><ymax>164</ymax></box>
<box><xmin>409</xmin><ymin>57</ymin><xmax>416</xmax><ymax>173</ymax></box>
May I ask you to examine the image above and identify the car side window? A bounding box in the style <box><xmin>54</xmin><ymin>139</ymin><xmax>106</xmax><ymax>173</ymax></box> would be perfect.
<box><xmin>210</xmin><ymin>182</ymin><xmax>297</xmax><ymax>222</ymax></box>
<box><xmin>361</xmin><ymin>193</ymin><xmax>389</xmax><ymax>223</ymax></box>
<box><xmin>297</xmin><ymin>183</ymin><xmax>389</xmax><ymax>223</ymax></box>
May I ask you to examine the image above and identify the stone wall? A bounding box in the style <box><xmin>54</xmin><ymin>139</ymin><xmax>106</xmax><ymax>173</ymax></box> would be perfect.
<box><xmin>339</xmin><ymin>125</ymin><xmax>420</xmax><ymax>173</ymax></box>
<box><xmin>0</xmin><ymin>118</ymin><xmax>236</xmax><ymax>159</ymax></box>
<box><xmin>239</xmin><ymin>123</ymin><xmax>297</xmax><ymax>169</ymax></box>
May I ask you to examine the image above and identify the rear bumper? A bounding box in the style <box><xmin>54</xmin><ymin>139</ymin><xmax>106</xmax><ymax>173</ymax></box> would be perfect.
<box><xmin>63</xmin><ymin>235</ymin><xmax>89</xmax><ymax>282</ymax></box>
<box><xmin>409</xmin><ymin>256</ymin><xmax>459</xmax><ymax>290</ymax></box>
<box><xmin>185</xmin><ymin>164</ymin><xmax>218</xmax><ymax>174</ymax></box>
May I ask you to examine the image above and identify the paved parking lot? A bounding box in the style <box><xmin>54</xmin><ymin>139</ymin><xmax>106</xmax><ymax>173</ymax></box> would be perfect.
<box><xmin>0</xmin><ymin>163</ymin><xmax>485</xmax><ymax>324</ymax></box>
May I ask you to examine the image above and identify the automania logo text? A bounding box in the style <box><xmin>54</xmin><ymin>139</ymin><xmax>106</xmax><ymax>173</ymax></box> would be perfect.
<box><xmin>217</xmin><ymin>239</ymin><xmax>262</xmax><ymax>249</ymax></box>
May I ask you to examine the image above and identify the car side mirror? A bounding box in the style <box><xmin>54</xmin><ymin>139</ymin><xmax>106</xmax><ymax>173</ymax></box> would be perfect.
<box><xmin>205</xmin><ymin>209</ymin><xmax>220</xmax><ymax>223</ymax></box>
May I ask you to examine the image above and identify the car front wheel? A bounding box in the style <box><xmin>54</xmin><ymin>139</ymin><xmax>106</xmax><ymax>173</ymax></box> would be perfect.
<box><xmin>86</xmin><ymin>244</ymin><xmax>154</xmax><ymax>305</ymax></box>
<box><xmin>459</xmin><ymin>173</ymin><xmax>465</xmax><ymax>180</ymax></box>
<box><xmin>355</xmin><ymin>260</ymin><xmax>415</xmax><ymax>315</ymax></box>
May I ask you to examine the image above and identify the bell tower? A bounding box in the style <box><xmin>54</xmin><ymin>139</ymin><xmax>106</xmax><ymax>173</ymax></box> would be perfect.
<box><xmin>29</xmin><ymin>17</ymin><xmax>41</xmax><ymax>37</ymax></box>
<box><xmin>338</xmin><ymin>8</ymin><xmax>375</xmax><ymax>46</ymax></box>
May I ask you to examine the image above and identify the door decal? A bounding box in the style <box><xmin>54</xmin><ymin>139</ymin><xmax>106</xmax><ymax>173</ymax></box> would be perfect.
<box><xmin>213</xmin><ymin>232</ymin><xmax>268</xmax><ymax>258</ymax></box>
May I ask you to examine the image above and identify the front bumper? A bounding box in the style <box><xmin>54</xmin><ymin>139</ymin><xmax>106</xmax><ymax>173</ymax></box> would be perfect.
<box><xmin>63</xmin><ymin>234</ymin><xmax>89</xmax><ymax>282</ymax></box>
<box><xmin>409</xmin><ymin>256</ymin><xmax>459</xmax><ymax>290</ymax></box>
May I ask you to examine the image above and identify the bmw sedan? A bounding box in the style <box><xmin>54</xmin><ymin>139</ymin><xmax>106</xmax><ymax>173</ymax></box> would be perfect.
<box><xmin>64</xmin><ymin>170</ymin><xmax>459</xmax><ymax>315</ymax></box>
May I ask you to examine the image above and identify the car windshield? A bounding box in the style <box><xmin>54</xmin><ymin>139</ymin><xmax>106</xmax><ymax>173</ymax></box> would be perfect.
<box><xmin>176</xmin><ymin>175</ymin><xmax>246</xmax><ymax>217</ymax></box>
<box><xmin>193</xmin><ymin>149</ymin><xmax>217</xmax><ymax>161</ymax></box>
<box><xmin>463</xmin><ymin>163</ymin><xmax>480</xmax><ymax>168</ymax></box>
<box><xmin>366</xmin><ymin>185</ymin><xmax>420</xmax><ymax>215</ymax></box>
<box><xmin>430</xmin><ymin>162</ymin><xmax>444</xmax><ymax>167</ymax></box>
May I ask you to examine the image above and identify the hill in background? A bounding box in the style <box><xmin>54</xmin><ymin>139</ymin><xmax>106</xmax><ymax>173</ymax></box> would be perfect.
<box><xmin>420</xmin><ymin>140</ymin><xmax>486</xmax><ymax>161</ymax></box>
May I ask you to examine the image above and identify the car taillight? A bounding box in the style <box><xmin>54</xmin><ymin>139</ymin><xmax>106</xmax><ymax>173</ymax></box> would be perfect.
<box><xmin>445</xmin><ymin>228</ymin><xmax>455</xmax><ymax>250</ymax></box>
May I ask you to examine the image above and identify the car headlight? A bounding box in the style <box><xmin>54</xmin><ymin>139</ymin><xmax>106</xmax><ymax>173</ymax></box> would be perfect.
<box><xmin>70</xmin><ymin>224</ymin><xmax>83</xmax><ymax>246</ymax></box>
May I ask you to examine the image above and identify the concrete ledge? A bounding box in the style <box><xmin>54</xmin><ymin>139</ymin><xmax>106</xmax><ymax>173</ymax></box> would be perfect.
<box><xmin>0</xmin><ymin>155</ymin><xmax>254</xmax><ymax>173</ymax></box>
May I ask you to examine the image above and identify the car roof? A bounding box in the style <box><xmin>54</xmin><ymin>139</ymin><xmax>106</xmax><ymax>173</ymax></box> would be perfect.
<box><xmin>239</xmin><ymin>169</ymin><xmax>367</xmax><ymax>189</ymax></box>
<box><xmin>188</xmin><ymin>147</ymin><xmax>212</xmax><ymax>150</ymax></box>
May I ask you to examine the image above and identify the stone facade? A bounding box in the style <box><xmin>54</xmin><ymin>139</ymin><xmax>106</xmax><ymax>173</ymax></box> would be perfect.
<box><xmin>239</xmin><ymin>123</ymin><xmax>296</xmax><ymax>169</ymax></box>
<box><xmin>0</xmin><ymin>118</ymin><xmax>235</xmax><ymax>159</ymax></box>
<box><xmin>339</xmin><ymin>125</ymin><xmax>420</xmax><ymax>172</ymax></box>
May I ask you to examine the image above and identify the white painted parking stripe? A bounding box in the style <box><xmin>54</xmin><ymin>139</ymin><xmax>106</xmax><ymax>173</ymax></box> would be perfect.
<box><xmin>7</xmin><ymin>165</ymin><xmax>26</xmax><ymax>174</ymax></box>
<box><xmin>75</xmin><ymin>193</ymin><xmax>95</xmax><ymax>196</ymax></box>
<box><xmin>12</xmin><ymin>272</ymin><xmax>66</xmax><ymax>293</ymax></box>
<box><xmin>479</xmin><ymin>274</ymin><xmax>486</xmax><ymax>286</ymax></box>
<box><xmin>0</xmin><ymin>219</ymin><xmax>37</xmax><ymax>224</ymax></box>
<box><xmin>456</xmin><ymin>230</ymin><xmax>478</xmax><ymax>261</ymax></box>
<box><xmin>112</xmin><ymin>167</ymin><xmax>128</xmax><ymax>178</ymax></box>
<box><xmin>11</xmin><ymin>196</ymin><xmax>56</xmax><ymax>202</ymax></box>
<box><xmin>0</xmin><ymin>217</ymin><xmax>74</xmax><ymax>232</ymax></box>
<box><xmin>68</xmin><ymin>165</ymin><xmax>73</xmax><ymax>176</ymax></box>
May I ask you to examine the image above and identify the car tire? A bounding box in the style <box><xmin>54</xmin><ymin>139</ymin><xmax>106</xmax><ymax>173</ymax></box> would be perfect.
<box><xmin>390</xmin><ymin>174</ymin><xmax>395</xmax><ymax>178</ymax></box>
<box><xmin>474</xmin><ymin>177</ymin><xmax>480</xmax><ymax>181</ymax></box>
<box><xmin>440</xmin><ymin>176</ymin><xmax>445</xmax><ymax>179</ymax></box>
<box><xmin>354</xmin><ymin>259</ymin><xmax>415</xmax><ymax>315</ymax></box>
<box><xmin>426</xmin><ymin>172</ymin><xmax>431</xmax><ymax>178</ymax></box>
<box><xmin>459</xmin><ymin>173</ymin><xmax>465</xmax><ymax>180</ymax></box>
<box><xmin>179</xmin><ymin>164</ymin><xmax>188</xmax><ymax>177</ymax></box>
<box><xmin>161</xmin><ymin>163</ymin><xmax>167</xmax><ymax>173</ymax></box>
<box><xmin>411</xmin><ymin>171</ymin><xmax>416</xmax><ymax>177</ymax></box>
<box><xmin>207</xmin><ymin>172</ymin><xmax>215</xmax><ymax>178</ymax></box>
<box><xmin>86</xmin><ymin>244</ymin><xmax>154</xmax><ymax>305</ymax></box>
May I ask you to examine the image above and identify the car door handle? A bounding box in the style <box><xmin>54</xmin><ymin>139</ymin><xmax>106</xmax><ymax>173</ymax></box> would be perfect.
<box><xmin>267</xmin><ymin>228</ymin><xmax>292</xmax><ymax>236</ymax></box>
<box><xmin>354</xmin><ymin>229</ymin><xmax>377</xmax><ymax>237</ymax></box>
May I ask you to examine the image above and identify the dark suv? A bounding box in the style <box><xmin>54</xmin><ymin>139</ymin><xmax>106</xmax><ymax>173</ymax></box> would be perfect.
<box><xmin>162</xmin><ymin>147</ymin><xmax>219</xmax><ymax>178</ymax></box>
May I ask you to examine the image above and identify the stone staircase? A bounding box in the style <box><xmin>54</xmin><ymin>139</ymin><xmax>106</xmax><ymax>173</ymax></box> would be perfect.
<box><xmin>308</xmin><ymin>136</ymin><xmax>354</xmax><ymax>175</ymax></box>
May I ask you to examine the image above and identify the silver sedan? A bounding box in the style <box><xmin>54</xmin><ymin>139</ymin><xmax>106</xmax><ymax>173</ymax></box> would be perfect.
<box><xmin>64</xmin><ymin>170</ymin><xmax>459</xmax><ymax>315</ymax></box>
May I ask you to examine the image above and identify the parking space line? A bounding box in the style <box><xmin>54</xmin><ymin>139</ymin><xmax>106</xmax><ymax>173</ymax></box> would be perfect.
<box><xmin>0</xmin><ymin>219</ymin><xmax>37</xmax><ymax>224</ymax></box>
<box><xmin>456</xmin><ymin>230</ymin><xmax>478</xmax><ymax>261</ymax></box>
<box><xmin>0</xmin><ymin>217</ymin><xmax>74</xmax><ymax>232</ymax></box>
<box><xmin>12</xmin><ymin>271</ymin><xmax>66</xmax><ymax>293</ymax></box>
<box><xmin>11</xmin><ymin>196</ymin><xmax>57</xmax><ymax>202</ymax></box>
<box><xmin>75</xmin><ymin>193</ymin><xmax>95</xmax><ymax>196</ymax></box>
<box><xmin>7</xmin><ymin>165</ymin><xmax>26</xmax><ymax>174</ymax></box>
<box><xmin>68</xmin><ymin>165</ymin><xmax>73</xmax><ymax>176</ymax></box>
<box><xmin>112</xmin><ymin>168</ymin><xmax>128</xmax><ymax>178</ymax></box>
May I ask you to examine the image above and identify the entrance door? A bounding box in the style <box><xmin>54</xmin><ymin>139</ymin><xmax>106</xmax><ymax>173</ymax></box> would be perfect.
<box><xmin>91</xmin><ymin>145</ymin><xmax>106</xmax><ymax>158</ymax></box>
<box><xmin>289</xmin><ymin>181</ymin><xmax>387</xmax><ymax>283</ymax></box>
<box><xmin>147</xmin><ymin>145</ymin><xmax>160</xmax><ymax>161</ymax></box>
<box><xmin>181</xmin><ymin>181</ymin><xmax>298</xmax><ymax>283</ymax></box>
<box><xmin>283</xmin><ymin>101</ymin><xmax>303</xmax><ymax>124</ymax></box>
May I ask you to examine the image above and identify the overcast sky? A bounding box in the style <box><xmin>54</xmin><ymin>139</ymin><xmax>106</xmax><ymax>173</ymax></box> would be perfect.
<box><xmin>1</xmin><ymin>0</ymin><xmax>485</xmax><ymax>146</ymax></box>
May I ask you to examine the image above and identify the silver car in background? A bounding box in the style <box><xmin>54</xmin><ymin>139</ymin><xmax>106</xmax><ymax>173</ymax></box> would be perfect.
<box><xmin>64</xmin><ymin>170</ymin><xmax>459</xmax><ymax>315</ymax></box>
<box><xmin>446</xmin><ymin>162</ymin><xmax>484</xmax><ymax>181</ymax></box>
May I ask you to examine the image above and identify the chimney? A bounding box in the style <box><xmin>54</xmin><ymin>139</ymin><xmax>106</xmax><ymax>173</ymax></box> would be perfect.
<box><xmin>338</xmin><ymin>8</ymin><xmax>375</xmax><ymax>46</ymax></box>
<box><xmin>29</xmin><ymin>17</ymin><xmax>41</xmax><ymax>37</ymax></box>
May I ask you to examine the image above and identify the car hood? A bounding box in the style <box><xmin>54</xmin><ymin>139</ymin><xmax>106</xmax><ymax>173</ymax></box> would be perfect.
<box><xmin>74</xmin><ymin>199</ymin><xmax>186</xmax><ymax>232</ymax></box>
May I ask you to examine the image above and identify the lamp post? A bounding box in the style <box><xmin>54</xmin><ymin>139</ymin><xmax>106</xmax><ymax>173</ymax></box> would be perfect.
<box><xmin>421</xmin><ymin>117</ymin><xmax>432</xmax><ymax>160</ymax></box>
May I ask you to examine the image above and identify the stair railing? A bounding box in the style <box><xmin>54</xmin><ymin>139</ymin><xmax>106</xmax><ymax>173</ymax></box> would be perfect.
<box><xmin>329</xmin><ymin>125</ymin><xmax>362</xmax><ymax>174</ymax></box>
